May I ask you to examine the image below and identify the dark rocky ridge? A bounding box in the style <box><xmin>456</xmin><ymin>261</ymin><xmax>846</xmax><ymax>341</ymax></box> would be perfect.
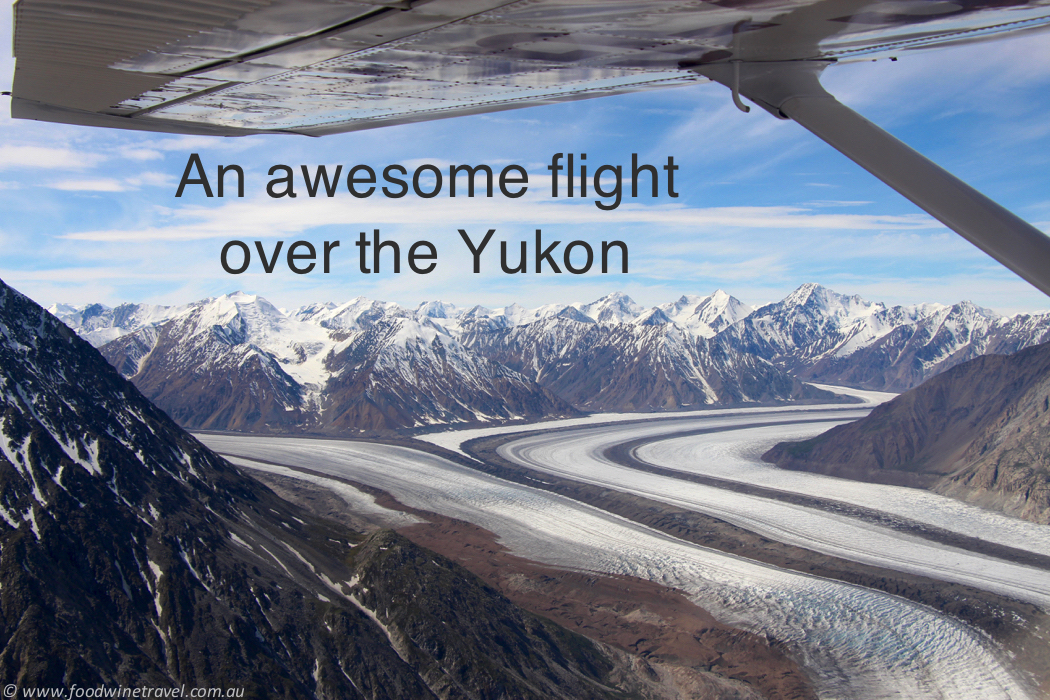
<box><xmin>763</xmin><ymin>341</ymin><xmax>1050</xmax><ymax>524</ymax></box>
<box><xmin>462</xmin><ymin>319</ymin><xmax>838</xmax><ymax>412</ymax></box>
<box><xmin>0</xmin><ymin>277</ymin><xmax>708</xmax><ymax>698</ymax></box>
<box><xmin>317</xmin><ymin>318</ymin><xmax>575</xmax><ymax>431</ymax></box>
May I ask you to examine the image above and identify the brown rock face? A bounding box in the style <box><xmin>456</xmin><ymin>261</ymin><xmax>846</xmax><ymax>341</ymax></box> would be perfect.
<box><xmin>763</xmin><ymin>341</ymin><xmax>1050</xmax><ymax>523</ymax></box>
<box><xmin>101</xmin><ymin>305</ymin><xmax>309</xmax><ymax>433</ymax></box>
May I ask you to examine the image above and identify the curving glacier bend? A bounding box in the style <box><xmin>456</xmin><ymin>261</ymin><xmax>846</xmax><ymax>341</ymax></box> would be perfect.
<box><xmin>635</xmin><ymin>421</ymin><xmax>1050</xmax><ymax>558</ymax></box>
<box><xmin>496</xmin><ymin>414</ymin><xmax>1050</xmax><ymax>605</ymax></box>
<box><xmin>203</xmin><ymin>427</ymin><xmax>1039</xmax><ymax>700</ymax></box>
<box><xmin>425</xmin><ymin>386</ymin><xmax>1050</xmax><ymax>564</ymax></box>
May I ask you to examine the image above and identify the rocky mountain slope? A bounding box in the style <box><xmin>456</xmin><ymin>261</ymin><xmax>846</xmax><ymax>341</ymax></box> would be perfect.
<box><xmin>101</xmin><ymin>293</ymin><xmax>313</xmax><ymax>432</ymax></box>
<box><xmin>0</xmin><ymin>276</ymin><xmax>693</xmax><ymax>697</ymax></box>
<box><xmin>317</xmin><ymin>317</ymin><xmax>574</xmax><ymax>431</ymax></box>
<box><xmin>763</xmin><ymin>341</ymin><xmax>1050</xmax><ymax>524</ymax></box>
<box><xmin>462</xmin><ymin>317</ymin><xmax>832</xmax><ymax>411</ymax></box>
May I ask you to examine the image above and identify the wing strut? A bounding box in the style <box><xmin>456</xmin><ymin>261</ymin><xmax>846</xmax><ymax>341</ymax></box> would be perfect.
<box><xmin>695</xmin><ymin>61</ymin><xmax>1050</xmax><ymax>297</ymax></box>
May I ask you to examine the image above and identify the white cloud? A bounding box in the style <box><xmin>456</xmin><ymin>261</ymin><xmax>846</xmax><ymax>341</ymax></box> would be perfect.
<box><xmin>138</xmin><ymin>135</ymin><xmax>255</xmax><ymax>152</ymax></box>
<box><xmin>59</xmin><ymin>190</ymin><xmax>940</xmax><ymax>242</ymax></box>
<box><xmin>50</xmin><ymin>178</ymin><xmax>129</xmax><ymax>192</ymax></box>
<box><xmin>635</xmin><ymin>254</ymin><xmax>788</xmax><ymax>282</ymax></box>
<box><xmin>48</xmin><ymin>172</ymin><xmax>173</xmax><ymax>191</ymax></box>
<box><xmin>125</xmin><ymin>171</ymin><xmax>175</xmax><ymax>188</ymax></box>
<box><xmin>805</xmin><ymin>200</ymin><xmax>873</xmax><ymax>207</ymax></box>
<box><xmin>118</xmin><ymin>147</ymin><xmax>164</xmax><ymax>161</ymax></box>
<box><xmin>823</xmin><ymin>31</ymin><xmax>1050</xmax><ymax>124</ymax></box>
<box><xmin>0</xmin><ymin>145</ymin><xmax>106</xmax><ymax>170</ymax></box>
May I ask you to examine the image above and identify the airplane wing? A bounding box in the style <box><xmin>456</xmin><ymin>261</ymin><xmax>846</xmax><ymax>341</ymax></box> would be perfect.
<box><xmin>11</xmin><ymin>0</ymin><xmax>1050</xmax><ymax>136</ymax></box>
<box><xmin>10</xmin><ymin>0</ymin><xmax>1050</xmax><ymax>296</ymax></box>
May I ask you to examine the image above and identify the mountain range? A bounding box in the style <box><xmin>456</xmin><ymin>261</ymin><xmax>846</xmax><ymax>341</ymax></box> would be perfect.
<box><xmin>49</xmin><ymin>284</ymin><xmax>1050</xmax><ymax>433</ymax></box>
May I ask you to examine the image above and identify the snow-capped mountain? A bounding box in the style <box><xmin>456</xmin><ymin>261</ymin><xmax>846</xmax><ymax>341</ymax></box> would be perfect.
<box><xmin>656</xmin><ymin>290</ymin><xmax>754</xmax><ymax>338</ymax></box>
<box><xmin>101</xmin><ymin>293</ymin><xmax>569</xmax><ymax>432</ymax></box>
<box><xmin>319</xmin><ymin>317</ymin><xmax>572</xmax><ymax>430</ymax></box>
<box><xmin>58</xmin><ymin>290</ymin><xmax>747</xmax><ymax>341</ymax></box>
<box><xmin>83</xmin><ymin>289</ymin><xmax>809</xmax><ymax>432</ymax></box>
<box><xmin>450</xmin><ymin>292</ymin><xmax>663</xmax><ymax>329</ymax></box>
<box><xmin>715</xmin><ymin>283</ymin><xmax>903</xmax><ymax>369</ymax></box>
<box><xmin>101</xmin><ymin>292</ymin><xmax>318</xmax><ymax>432</ymax></box>
<box><xmin>632</xmin><ymin>307</ymin><xmax>674</xmax><ymax>326</ymax></box>
<box><xmin>575</xmin><ymin>291</ymin><xmax>646</xmax><ymax>324</ymax></box>
<box><xmin>291</xmin><ymin>296</ymin><xmax>404</xmax><ymax>330</ymax></box>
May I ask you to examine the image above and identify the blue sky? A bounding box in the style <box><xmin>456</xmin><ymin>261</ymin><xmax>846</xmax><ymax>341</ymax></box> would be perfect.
<box><xmin>2</xmin><ymin>4</ymin><xmax>1050</xmax><ymax>315</ymax></box>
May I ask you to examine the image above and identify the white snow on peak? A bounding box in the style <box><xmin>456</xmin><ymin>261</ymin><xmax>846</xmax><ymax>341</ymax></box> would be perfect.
<box><xmin>657</xmin><ymin>290</ymin><xmax>754</xmax><ymax>337</ymax></box>
<box><xmin>290</xmin><ymin>301</ymin><xmax>336</xmax><ymax>320</ymax></box>
<box><xmin>453</xmin><ymin>301</ymin><xmax>570</xmax><ymax>329</ymax></box>
<box><xmin>178</xmin><ymin>292</ymin><xmax>289</xmax><ymax>345</ymax></box>
<box><xmin>48</xmin><ymin>300</ymin><xmax>192</xmax><ymax>347</ymax></box>
<box><xmin>779</xmin><ymin>283</ymin><xmax>883</xmax><ymax>319</ymax></box>
<box><xmin>415</xmin><ymin>300</ymin><xmax>459</xmax><ymax>320</ymax></box>
<box><xmin>388</xmin><ymin>318</ymin><xmax>449</xmax><ymax>348</ymax></box>
<box><xmin>47</xmin><ymin>302</ymin><xmax>94</xmax><ymax>317</ymax></box>
<box><xmin>632</xmin><ymin>307</ymin><xmax>673</xmax><ymax>326</ymax></box>
<box><xmin>166</xmin><ymin>293</ymin><xmax>336</xmax><ymax>388</ymax></box>
<box><xmin>59</xmin><ymin>286</ymin><xmax>1050</xmax><ymax>401</ymax></box>
<box><xmin>293</xmin><ymin>296</ymin><xmax>403</xmax><ymax>330</ymax></box>
<box><xmin>574</xmin><ymin>292</ymin><xmax>644</xmax><ymax>324</ymax></box>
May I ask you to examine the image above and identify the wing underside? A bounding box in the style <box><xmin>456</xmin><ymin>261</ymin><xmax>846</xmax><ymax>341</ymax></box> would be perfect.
<box><xmin>12</xmin><ymin>0</ymin><xmax>1050</xmax><ymax>136</ymax></box>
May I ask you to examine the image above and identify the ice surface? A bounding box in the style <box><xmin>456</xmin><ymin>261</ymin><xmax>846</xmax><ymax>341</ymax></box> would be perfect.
<box><xmin>418</xmin><ymin>384</ymin><xmax>893</xmax><ymax>455</ymax></box>
<box><xmin>201</xmin><ymin>433</ymin><xmax>1035</xmax><ymax>700</ymax></box>
<box><xmin>224</xmin><ymin>456</ymin><xmax>420</xmax><ymax>528</ymax></box>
